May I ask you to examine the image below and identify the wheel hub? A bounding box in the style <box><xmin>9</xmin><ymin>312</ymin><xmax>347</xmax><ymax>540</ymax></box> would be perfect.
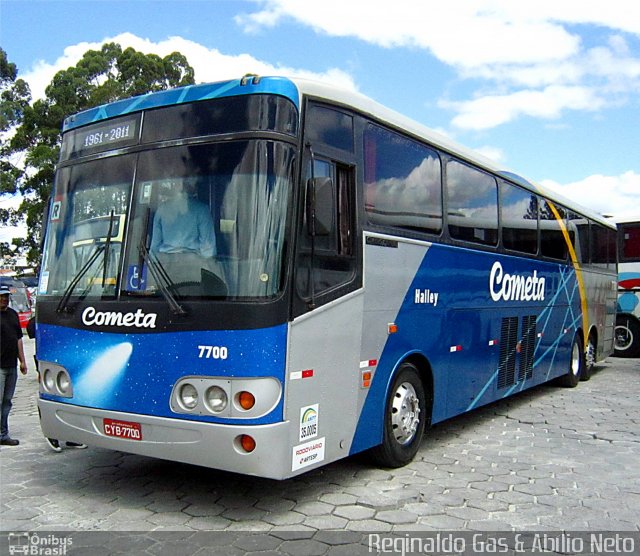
<box><xmin>391</xmin><ymin>382</ymin><xmax>421</xmax><ymax>445</ymax></box>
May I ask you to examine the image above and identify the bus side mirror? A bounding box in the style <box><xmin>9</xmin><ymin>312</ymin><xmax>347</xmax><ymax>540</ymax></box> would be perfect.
<box><xmin>26</xmin><ymin>317</ymin><xmax>36</xmax><ymax>339</ymax></box>
<box><xmin>306</xmin><ymin>177</ymin><xmax>334</xmax><ymax>237</ymax></box>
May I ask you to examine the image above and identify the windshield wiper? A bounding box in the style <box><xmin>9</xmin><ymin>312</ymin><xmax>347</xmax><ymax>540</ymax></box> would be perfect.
<box><xmin>57</xmin><ymin>211</ymin><xmax>119</xmax><ymax>314</ymax></box>
<box><xmin>102</xmin><ymin>210</ymin><xmax>116</xmax><ymax>287</ymax></box>
<box><xmin>56</xmin><ymin>244</ymin><xmax>105</xmax><ymax>314</ymax></box>
<box><xmin>138</xmin><ymin>241</ymin><xmax>187</xmax><ymax>316</ymax></box>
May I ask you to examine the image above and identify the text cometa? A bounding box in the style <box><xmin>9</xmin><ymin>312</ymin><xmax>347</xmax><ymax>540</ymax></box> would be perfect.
<box><xmin>489</xmin><ymin>261</ymin><xmax>545</xmax><ymax>302</ymax></box>
<box><xmin>82</xmin><ymin>306</ymin><xmax>157</xmax><ymax>328</ymax></box>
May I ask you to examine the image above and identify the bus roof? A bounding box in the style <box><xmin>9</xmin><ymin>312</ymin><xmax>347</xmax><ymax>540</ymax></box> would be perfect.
<box><xmin>63</xmin><ymin>75</ymin><xmax>614</xmax><ymax>229</ymax></box>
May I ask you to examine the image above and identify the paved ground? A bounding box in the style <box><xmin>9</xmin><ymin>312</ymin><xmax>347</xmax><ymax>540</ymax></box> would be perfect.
<box><xmin>1</xmin><ymin>338</ymin><xmax>639</xmax><ymax>554</ymax></box>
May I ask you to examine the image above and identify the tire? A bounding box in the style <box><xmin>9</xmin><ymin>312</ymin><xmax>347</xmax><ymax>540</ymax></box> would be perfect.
<box><xmin>581</xmin><ymin>332</ymin><xmax>596</xmax><ymax>381</ymax></box>
<box><xmin>370</xmin><ymin>362</ymin><xmax>427</xmax><ymax>468</ymax></box>
<box><xmin>614</xmin><ymin>314</ymin><xmax>640</xmax><ymax>359</ymax></box>
<box><xmin>558</xmin><ymin>333</ymin><xmax>583</xmax><ymax>388</ymax></box>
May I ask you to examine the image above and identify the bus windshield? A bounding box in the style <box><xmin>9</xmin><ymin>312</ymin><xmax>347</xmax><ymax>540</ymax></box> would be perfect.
<box><xmin>41</xmin><ymin>140</ymin><xmax>295</xmax><ymax>301</ymax></box>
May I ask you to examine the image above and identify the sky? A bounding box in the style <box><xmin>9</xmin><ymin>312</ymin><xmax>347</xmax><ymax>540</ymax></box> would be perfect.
<box><xmin>1</xmin><ymin>0</ymin><xmax>640</xmax><ymax>246</ymax></box>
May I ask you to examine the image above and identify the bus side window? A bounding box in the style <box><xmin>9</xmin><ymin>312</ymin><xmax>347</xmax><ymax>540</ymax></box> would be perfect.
<box><xmin>364</xmin><ymin>124</ymin><xmax>442</xmax><ymax>235</ymax></box>
<box><xmin>591</xmin><ymin>221</ymin><xmax>616</xmax><ymax>269</ymax></box>
<box><xmin>447</xmin><ymin>160</ymin><xmax>498</xmax><ymax>246</ymax></box>
<box><xmin>500</xmin><ymin>181</ymin><xmax>538</xmax><ymax>255</ymax></box>
<box><xmin>567</xmin><ymin>210</ymin><xmax>589</xmax><ymax>264</ymax></box>
<box><xmin>540</xmin><ymin>200</ymin><xmax>568</xmax><ymax>260</ymax></box>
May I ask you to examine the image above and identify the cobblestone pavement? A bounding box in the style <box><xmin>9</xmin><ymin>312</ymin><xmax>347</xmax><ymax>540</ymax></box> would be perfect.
<box><xmin>1</xmin><ymin>338</ymin><xmax>639</xmax><ymax>554</ymax></box>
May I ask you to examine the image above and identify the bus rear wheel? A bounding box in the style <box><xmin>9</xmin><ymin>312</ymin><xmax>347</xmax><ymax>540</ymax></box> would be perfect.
<box><xmin>370</xmin><ymin>362</ymin><xmax>426</xmax><ymax>468</ymax></box>
<box><xmin>558</xmin><ymin>333</ymin><xmax>583</xmax><ymax>388</ymax></box>
<box><xmin>614</xmin><ymin>315</ymin><xmax>640</xmax><ymax>359</ymax></box>
<box><xmin>581</xmin><ymin>332</ymin><xmax>596</xmax><ymax>381</ymax></box>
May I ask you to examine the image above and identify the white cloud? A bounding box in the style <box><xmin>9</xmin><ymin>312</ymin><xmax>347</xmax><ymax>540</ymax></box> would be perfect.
<box><xmin>238</xmin><ymin>0</ymin><xmax>640</xmax><ymax>130</ymax></box>
<box><xmin>442</xmin><ymin>85</ymin><xmax>606</xmax><ymax>130</ymax></box>
<box><xmin>22</xmin><ymin>32</ymin><xmax>357</xmax><ymax>101</ymax></box>
<box><xmin>473</xmin><ymin>146</ymin><xmax>506</xmax><ymax>164</ymax></box>
<box><xmin>541</xmin><ymin>171</ymin><xmax>640</xmax><ymax>219</ymax></box>
<box><xmin>238</xmin><ymin>0</ymin><xmax>640</xmax><ymax>66</ymax></box>
<box><xmin>236</xmin><ymin>1</ymin><xmax>581</xmax><ymax>66</ymax></box>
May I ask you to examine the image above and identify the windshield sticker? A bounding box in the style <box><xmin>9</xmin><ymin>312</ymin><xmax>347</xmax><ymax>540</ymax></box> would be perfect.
<box><xmin>50</xmin><ymin>200</ymin><xmax>62</xmax><ymax>222</ymax></box>
<box><xmin>126</xmin><ymin>264</ymin><xmax>148</xmax><ymax>291</ymax></box>
<box><xmin>39</xmin><ymin>272</ymin><xmax>49</xmax><ymax>295</ymax></box>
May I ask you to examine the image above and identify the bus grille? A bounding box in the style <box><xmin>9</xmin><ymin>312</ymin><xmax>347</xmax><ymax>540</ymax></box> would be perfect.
<box><xmin>498</xmin><ymin>317</ymin><xmax>518</xmax><ymax>389</ymax></box>
<box><xmin>519</xmin><ymin>315</ymin><xmax>536</xmax><ymax>382</ymax></box>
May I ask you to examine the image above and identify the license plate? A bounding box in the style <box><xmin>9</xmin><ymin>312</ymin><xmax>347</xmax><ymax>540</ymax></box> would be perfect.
<box><xmin>103</xmin><ymin>418</ymin><xmax>142</xmax><ymax>441</ymax></box>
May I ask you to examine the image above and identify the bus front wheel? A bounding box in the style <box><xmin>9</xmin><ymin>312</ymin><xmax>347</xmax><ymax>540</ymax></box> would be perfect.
<box><xmin>370</xmin><ymin>362</ymin><xmax>427</xmax><ymax>468</ymax></box>
<box><xmin>614</xmin><ymin>315</ymin><xmax>640</xmax><ymax>359</ymax></box>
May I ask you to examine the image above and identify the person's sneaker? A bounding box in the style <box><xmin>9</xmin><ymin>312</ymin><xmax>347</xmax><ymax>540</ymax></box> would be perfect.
<box><xmin>0</xmin><ymin>438</ymin><xmax>19</xmax><ymax>446</ymax></box>
<box><xmin>45</xmin><ymin>438</ymin><xmax>62</xmax><ymax>452</ymax></box>
<box><xmin>65</xmin><ymin>442</ymin><xmax>87</xmax><ymax>449</ymax></box>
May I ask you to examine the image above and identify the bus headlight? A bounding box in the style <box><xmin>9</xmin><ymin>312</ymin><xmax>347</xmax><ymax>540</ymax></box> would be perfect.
<box><xmin>56</xmin><ymin>370</ymin><xmax>71</xmax><ymax>395</ymax></box>
<box><xmin>170</xmin><ymin>376</ymin><xmax>281</xmax><ymax>418</ymax></box>
<box><xmin>205</xmin><ymin>386</ymin><xmax>228</xmax><ymax>413</ymax></box>
<box><xmin>179</xmin><ymin>383</ymin><xmax>198</xmax><ymax>410</ymax></box>
<box><xmin>38</xmin><ymin>361</ymin><xmax>73</xmax><ymax>398</ymax></box>
<box><xmin>43</xmin><ymin>368</ymin><xmax>56</xmax><ymax>392</ymax></box>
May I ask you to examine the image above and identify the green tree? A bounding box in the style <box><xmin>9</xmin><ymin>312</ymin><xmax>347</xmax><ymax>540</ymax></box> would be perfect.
<box><xmin>0</xmin><ymin>48</ymin><xmax>32</xmax><ymax>262</ymax></box>
<box><xmin>1</xmin><ymin>43</ymin><xmax>195</xmax><ymax>266</ymax></box>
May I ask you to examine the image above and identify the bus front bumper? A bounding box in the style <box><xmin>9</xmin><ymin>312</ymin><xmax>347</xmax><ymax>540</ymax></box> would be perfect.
<box><xmin>38</xmin><ymin>399</ymin><xmax>294</xmax><ymax>480</ymax></box>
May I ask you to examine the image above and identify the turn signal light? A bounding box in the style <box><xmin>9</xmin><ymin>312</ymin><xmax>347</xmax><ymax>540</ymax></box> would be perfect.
<box><xmin>240</xmin><ymin>434</ymin><xmax>256</xmax><ymax>453</ymax></box>
<box><xmin>237</xmin><ymin>391</ymin><xmax>256</xmax><ymax>410</ymax></box>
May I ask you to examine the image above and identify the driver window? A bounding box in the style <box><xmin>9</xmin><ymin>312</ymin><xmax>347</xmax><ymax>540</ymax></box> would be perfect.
<box><xmin>295</xmin><ymin>157</ymin><xmax>356</xmax><ymax>306</ymax></box>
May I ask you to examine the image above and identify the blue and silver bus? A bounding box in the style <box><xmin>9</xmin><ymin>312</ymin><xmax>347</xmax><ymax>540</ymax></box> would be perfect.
<box><xmin>615</xmin><ymin>216</ymin><xmax>640</xmax><ymax>358</ymax></box>
<box><xmin>36</xmin><ymin>76</ymin><xmax>617</xmax><ymax>479</ymax></box>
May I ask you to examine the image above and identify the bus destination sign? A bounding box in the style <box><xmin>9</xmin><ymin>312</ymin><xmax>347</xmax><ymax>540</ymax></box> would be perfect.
<box><xmin>78</xmin><ymin>118</ymin><xmax>137</xmax><ymax>149</ymax></box>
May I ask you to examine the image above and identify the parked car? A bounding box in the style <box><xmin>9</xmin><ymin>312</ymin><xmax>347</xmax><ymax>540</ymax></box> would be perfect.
<box><xmin>17</xmin><ymin>274</ymin><xmax>38</xmax><ymax>307</ymax></box>
<box><xmin>0</xmin><ymin>277</ymin><xmax>33</xmax><ymax>328</ymax></box>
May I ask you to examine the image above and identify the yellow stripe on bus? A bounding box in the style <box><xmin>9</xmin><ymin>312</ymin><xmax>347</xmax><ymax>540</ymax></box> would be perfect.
<box><xmin>546</xmin><ymin>200</ymin><xmax>589</xmax><ymax>339</ymax></box>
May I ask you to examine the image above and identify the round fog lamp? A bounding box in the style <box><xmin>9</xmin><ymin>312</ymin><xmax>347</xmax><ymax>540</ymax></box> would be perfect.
<box><xmin>205</xmin><ymin>386</ymin><xmax>228</xmax><ymax>413</ymax></box>
<box><xmin>179</xmin><ymin>383</ymin><xmax>199</xmax><ymax>410</ymax></box>
<box><xmin>56</xmin><ymin>371</ymin><xmax>70</xmax><ymax>395</ymax></box>
<box><xmin>43</xmin><ymin>369</ymin><xmax>55</xmax><ymax>392</ymax></box>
